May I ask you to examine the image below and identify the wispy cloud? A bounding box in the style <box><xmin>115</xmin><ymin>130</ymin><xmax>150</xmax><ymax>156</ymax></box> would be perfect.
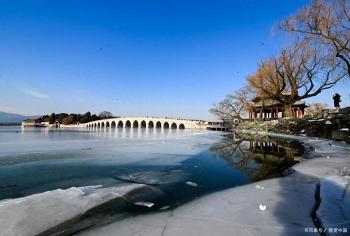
<box><xmin>20</xmin><ymin>88</ymin><xmax>49</xmax><ymax>99</ymax></box>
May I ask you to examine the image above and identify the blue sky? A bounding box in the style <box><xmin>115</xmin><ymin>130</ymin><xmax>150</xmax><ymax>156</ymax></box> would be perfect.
<box><xmin>0</xmin><ymin>0</ymin><xmax>348</xmax><ymax>120</ymax></box>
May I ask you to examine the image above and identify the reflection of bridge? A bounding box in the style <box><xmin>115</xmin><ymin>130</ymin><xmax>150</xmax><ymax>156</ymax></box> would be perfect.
<box><xmin>82</xmin><ymin>117</ymin><xmax>210</xmax><ymax>129</ymax></box>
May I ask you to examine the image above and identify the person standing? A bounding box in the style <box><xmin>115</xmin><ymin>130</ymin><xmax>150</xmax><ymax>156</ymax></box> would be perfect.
<box><xmin>333</xmin><ymin>93</ymin><xmax>341</xmax><ymax>108</ymax></box>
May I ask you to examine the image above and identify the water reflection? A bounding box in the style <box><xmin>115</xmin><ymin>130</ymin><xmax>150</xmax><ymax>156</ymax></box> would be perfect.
<box><xmin>210</xmin><ymin>133</ymin><xmax>304</xmax><ymax>181</ymax></box>
<box><xmin>84</xmin><ymin>126</ymin><xmax>182</xmax><ymax>139</ymax></box>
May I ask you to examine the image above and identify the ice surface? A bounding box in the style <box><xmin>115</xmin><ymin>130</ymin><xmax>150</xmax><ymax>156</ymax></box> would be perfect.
<box><xmin>317</xmin><ymin>176</ymin><xmax>350</xmax><ymax>229</ymax></box>
<box><xmin>78</xmin><ymin>132</ymin><xmax>350</xmax><ymax>236</ymax></box>
<box><xmin>1</xmin><ymin>129</ymin><xmax>349</xmax><ymax>236</ymax></box>
<box><xmin>80</xmin><ymin>174</ymin><xmax>318</xmax><ymax>236</ymax></box>
<box><xmin>0</xmin><ymin>184</ymin><xmax>158</xmax><ymax>236</ymax></box>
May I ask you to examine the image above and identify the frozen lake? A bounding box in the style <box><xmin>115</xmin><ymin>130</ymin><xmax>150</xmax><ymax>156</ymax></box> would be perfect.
<box><xmin>0</xmin><ymin>126</ymin><xmax>304</xmax><ymax>209</ymax></box>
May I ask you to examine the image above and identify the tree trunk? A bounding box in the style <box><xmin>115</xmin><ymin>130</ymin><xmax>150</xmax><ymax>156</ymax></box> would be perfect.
<box><xmin>283</xmin><ymin>104</ymin><xmax>294</xmax><ymax>119</ymax></box>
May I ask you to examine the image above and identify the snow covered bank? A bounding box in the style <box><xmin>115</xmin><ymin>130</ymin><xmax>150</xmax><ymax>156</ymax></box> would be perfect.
<box><xmin>293</xmin><ymin>148</ymin><xmax>350</xmax><ymax>234</ymax></box>
<box><xmin>243</xmin><ymin>131</ymin><xmax>350</xmax><ymax>235</ymax></box>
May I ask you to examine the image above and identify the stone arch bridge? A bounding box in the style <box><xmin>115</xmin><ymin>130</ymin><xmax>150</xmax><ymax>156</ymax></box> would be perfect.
<box><xmin>82</xmin><ymin>117</ymin><xmax>210</xmax><ymax>130</ymax></box>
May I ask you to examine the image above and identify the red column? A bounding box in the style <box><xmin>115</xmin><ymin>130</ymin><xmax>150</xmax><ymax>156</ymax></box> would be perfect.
<box><xmin>298</xmin><ymin>108</ymin><xmax>302</xmax><ymax>118</ymax></box>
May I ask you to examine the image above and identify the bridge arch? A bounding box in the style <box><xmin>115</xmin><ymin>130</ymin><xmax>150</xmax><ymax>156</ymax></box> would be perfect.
<box><xmin>163</xmin><ymin>122</ymin><xmax>169</xmax><ymax>129</ymax></box>
<box><xmin>140</xmin><ymin>120</ymin><xmax>146</xmax><ymax>128</ymax></box>
<box><xmin>82</xmin><ymin>117</ymin><xmax>204</xmax><ymax>130</ymax></box>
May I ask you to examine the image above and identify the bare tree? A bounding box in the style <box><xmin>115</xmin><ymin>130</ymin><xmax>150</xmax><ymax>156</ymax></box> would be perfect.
<box><xmin>282</xmin><ymin>0</ymin><xmax>350</xmax><ymax>77</ymax></box>
<box><xmin>247</xmin><ymin>39</ymin><xmax>346</xmax><ymax>117</ymax></box>
<box><xmin>305</xmin><ymin>102</ymin><xmax>328</xmax><ymax>117</ymax></box>
<box><xmin>210</xmin><ymin>86</ymin><xmax>253</xmax><ymax>121</ymax></box>
<box><xmin>61</xmin><ymin>115</ymin><xmax>75</xmax><ymax>125</ymax></box>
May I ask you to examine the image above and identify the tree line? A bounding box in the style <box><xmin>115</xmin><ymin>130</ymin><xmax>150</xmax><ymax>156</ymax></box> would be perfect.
<box><xmin>36</xmin><ymin>111</ymin><xmax>115</xmax><ymax>125</ymax></box>
<box><xmin>211</xmin><ymin>0</ymin><xmax>350</xmax><ymax>121</ymax></box>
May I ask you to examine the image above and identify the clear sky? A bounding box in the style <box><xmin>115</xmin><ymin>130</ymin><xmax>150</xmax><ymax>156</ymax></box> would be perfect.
<box><xmin>0</xmin><ymin>0</ymin><xmax>348</xmax><ymax>120</ymax></box>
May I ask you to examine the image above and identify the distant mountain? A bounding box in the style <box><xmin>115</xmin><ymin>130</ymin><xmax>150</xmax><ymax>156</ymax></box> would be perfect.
<box><xmin>0</xmin><ymin>111</ymin><xmax>39</xmax><ymax>123</ymax></box>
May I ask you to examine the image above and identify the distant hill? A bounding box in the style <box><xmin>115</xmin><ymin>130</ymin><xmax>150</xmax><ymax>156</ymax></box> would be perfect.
<box><xmin>0</xmin><ymin>111</ymin><xmax>39</xmax><ymax>123</ymax></box>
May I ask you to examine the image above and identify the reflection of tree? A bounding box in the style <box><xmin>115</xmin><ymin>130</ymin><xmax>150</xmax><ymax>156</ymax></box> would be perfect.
<box><xmin>210</xmin><ymin>134</ymin><xmax>301</xmax><ymax>182</ymax></box>
<box><xmin>210</xmin><ymin>134</ymin><xmax>259</xmax><ymax>178</ymax></box>
<box><xmin>211</xmin><ymin>134</ymin><xmax>248</xmax><ymax>168</ymax></box>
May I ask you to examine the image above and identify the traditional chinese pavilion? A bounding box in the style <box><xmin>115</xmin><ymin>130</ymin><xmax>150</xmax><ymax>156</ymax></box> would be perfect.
<box><xmin>249</xmin><ymin>97</ymin><xmax>307</xmax><ymax>120</ymax></box>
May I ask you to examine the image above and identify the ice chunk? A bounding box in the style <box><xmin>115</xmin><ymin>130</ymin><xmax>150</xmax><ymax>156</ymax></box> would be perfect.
<box><xmin>114</xmin><ymin>170</ymin><xmax>187</xmax><ymax>185</ymax></box>
<box><xmin>0</xmin><ymin>184</ymin><xmax>149</xmax><ymax>236</ymax></box>
<box><xmin>159</xmin><ymin>205</ymin><xmax>170</xmax><ymax>210</ymax></box>
<box><xmin>259</xmin><ymin>204</ymin><xmax>267</xmax><ymax>211</ymax></box>
<box><xmin>134</xmin><ymin>202</ymin><xmax>154</xmax><ymax>208</ymax></box>
<box><xmin>186</xmin><ymin>181</ymin><xmax>198</xmax><ymax>187</ymax></box>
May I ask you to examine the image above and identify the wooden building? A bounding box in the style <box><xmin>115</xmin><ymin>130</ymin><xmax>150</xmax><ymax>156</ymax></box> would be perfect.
<box><xmin>21</xmin><ymin>119</ymin><xmax>37</xmax><ymax>127</ymax></box>
<box><xmin>21</xmin><ymin>119</ymin><xmax>49</xmax><ymax>127</ymax></box>
<box><xmin>249</xmin><ymin>97</ymin><xmax>307</xmax><ymax>120</ymax></box>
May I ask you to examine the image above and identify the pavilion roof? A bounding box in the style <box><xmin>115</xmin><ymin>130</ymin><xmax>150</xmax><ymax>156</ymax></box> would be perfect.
<box><xmin>251</xmin><ymin>99</ymin><xmax>307</xmax><ymax>108</ymax></box>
